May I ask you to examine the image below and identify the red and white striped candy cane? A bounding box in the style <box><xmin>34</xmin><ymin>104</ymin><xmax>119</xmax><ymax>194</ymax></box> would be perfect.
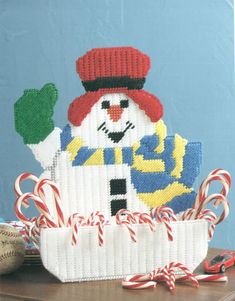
<box><xmin>14</xmin><ymin>173</ymin><xmax>40</xmax><ymax>207</ymax></box>
<box><xmin>30</xmin><ymin>214</ymin><xmax>52</xmax><ymax>248</ymax></box>
<box><xmin>28</xmin><ymin>219</ymin><xmax>41</xmax><ymax>248</ymax></box>
<box><xmin>136</xmin><ymin>212</ymin><xmax>156</xmax><ymax>232</ymax></box>
<box><xmin>150</xmin><ymin>263</ymin><xmax>198</xmax><ymax>290</ymax></box>
<box><xmin>122</xmin><ymin>280</ymin><xmax>156</xmax><ymax>289</ymax></box>
<box><xmin>123</xmin><ymin>272</ymin><xmax>227</xmax><ymax>290</ymax></box>
<box><xmin>124</xmin><ymin>273</ymin><xmax>151</xmax><ymax>282</ymax></box>
<box><xmin>117</xmin><ymin>209</ymin><xmax>136</xmax><ymax>223</ymax></box>
<box><xmin>167</xmin><ymin>267</ymin><xmax>176</xmax><ymax>291</ymax></box>
<box><xmin>150</xmin><ymin>264</ymin><xmax>197</xmax><ymax>290</ymax></box>
<box><xmin>123</xmin><ymin>262</ymin><xmax>198</xmax><ymax>291</ymax></box>
<box><xmin>158</xmin><ymin>218</ymin><xmax>174</xmax><ymax>241</ymax></box>
<box><xmin>176</xmin><ymin>274</ymin><xmax>227</xmax><ymax>282</ymax></box>
<box><xmin>179</xmin><ymin>208</ymin><xmax>197</xmax><ymax>221</ymax></box>
<box><xmin>67</xmin><ymin>213</ymin><xmax>86</xmax><ymax>246</ymax></box>
<box><xmin>167</xmin><ymin>262</ymin><xmax>199</xmax><ymax>289</ymax></box>
<box><xmin>87</xmin><ymin>211</ymin><xmax>106</xmax><ymax>246</ymax></box>
<box><xmin>151</xmin><ymin>206</ymin><xmax>177</xmax><ymax>221</ymax></box>
<box><xmin>151</xmin><ymin>266</ymin><xmax>174</xmax><ymax>289</ymax></box>
<box><xmin>116</xmin><ymin>209</ymin><xmax>137</xmax><ymax>243</ymax></box>
<box><xmin>197</xmin><ymin>193</ymin><xmax>230</xmax><ymax>225</ymax></box>
<box><xmin>34</xmin><ymin>179</ymin><xmax>65</xmax><ymax>227</ymax></box>
<box><xmin>208</xmin><ymin>169</ymin><xmax>231</xmax><ymax>196</ymax></box>
<box><xmin>195</xmin><ymin>169</ymin><xmax>231</xmax><ymax>208</ymax></box>
<box><xmin>14</xmin><ymin>192</ymin><xmax>58</xmax><ymax>228</ymax></box>
<box><xmin>198</xmin><ymin>209</ymin><xmax>217</xmax><ymax>239</ymax></box>
<box><xmin>23</xmin><ymin>217</ymin><xmax>37</xmax><ymax>244</ymax></box>
<box><xmin>193</xmin><ymin>169</ymin><xmax>231</xmax><ymax>218</ymax></box>
<box><xmin>151</xmin><ymin>206</ymin><xmax>176</xmax><ymax>241</ymax></box>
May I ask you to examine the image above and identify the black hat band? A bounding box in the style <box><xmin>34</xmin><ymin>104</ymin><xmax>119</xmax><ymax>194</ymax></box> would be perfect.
<box><xmin>82</xmin><ymin>76</ymin><xmax>145</xmax><ymax>92</ymax></box>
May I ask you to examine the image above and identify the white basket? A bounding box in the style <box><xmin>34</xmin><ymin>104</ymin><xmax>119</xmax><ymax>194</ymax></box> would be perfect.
<box><xmin>40</xmin><ymin>219</ymin><xmax>208</xmax><ymax>282</ymax></box>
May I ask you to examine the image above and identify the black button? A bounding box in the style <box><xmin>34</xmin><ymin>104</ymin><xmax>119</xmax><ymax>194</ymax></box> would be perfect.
<box><xmin>111</xmin><ymin>199</ymin><xmax>127</xmax><ymax>216</ymax></box>
<box><xmin>110</xmin><ymin>179</ymin><xmax>127</xmax><ymax>195</ymax></box>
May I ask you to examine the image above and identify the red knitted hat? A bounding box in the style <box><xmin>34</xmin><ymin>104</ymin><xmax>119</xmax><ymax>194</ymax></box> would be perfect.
<box><xmin>76</xmin><ymin>46</ymin><xmax>151</xmax><ymax>91</ymax></box>
<box><xmin>68</xmin><ymin>47</ymin><xmax>163</xmax><ymax>126</ymax></box>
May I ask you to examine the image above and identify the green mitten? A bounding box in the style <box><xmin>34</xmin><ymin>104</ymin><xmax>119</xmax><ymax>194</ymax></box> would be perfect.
<box><xmin>14</xmin><ymin>83</ymin><xmax>58</xmax><ymax>144</ymax></box>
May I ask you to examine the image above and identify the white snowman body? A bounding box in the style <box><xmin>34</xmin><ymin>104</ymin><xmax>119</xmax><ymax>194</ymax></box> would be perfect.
<box><xmin>28</xmin><ymin>93</ymin><xmax>155</xmax><ymax>220</ymax></box>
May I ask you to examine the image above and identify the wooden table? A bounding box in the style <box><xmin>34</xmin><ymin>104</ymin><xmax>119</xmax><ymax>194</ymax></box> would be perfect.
<box><xmin>0</xmin><ymin>248</ymin><xmax>235</xmax><ymax>301</ymax></box>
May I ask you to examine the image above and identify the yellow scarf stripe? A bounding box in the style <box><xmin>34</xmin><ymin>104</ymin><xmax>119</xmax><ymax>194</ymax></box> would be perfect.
<box><xmin>132</xmin><ymin>155</ymin><xmax>165</xmax><ymax>172</ymax></box>
<box><xmin>114</xmin><ymin>148</ymin><xmax>123</xmax><ymax>164</ymax></box>
<box><xmin>84</xmin><ymin>149</ymin><xmax>104</xmax><ymax>165</ymax></box>
<box><xmin>66</xmin><ymin>137</ymin><xmax>83</xmax><ymax>161</ymax></box>
<box><xmin>171</xmin><ymin>134</ymin><xmax>187</xmax><ymax>179</ymax></box>
<box><xmin>132</xmin><ymin>141</ymin><xmax>165</xmax><ymax>172</ymax></box>
<box><xmin>154</xmin><ymin>119</ymin><xmax>167</xmax><ymax>154</ymax></box>
<box><xmin>137</xmin><ymin>182</ymin><xmax>192</xmax><ymax>207</ymax></box>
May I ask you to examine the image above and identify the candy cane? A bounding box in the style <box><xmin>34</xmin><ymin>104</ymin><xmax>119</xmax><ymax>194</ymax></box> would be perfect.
<box><xmin>207</xmin><ymin>169</ymin><xmax>231</xmax><ymax>196</ymax></box>
<box><xmin>116</xmin><ymin>209</ymin><xmax>136</xmax><ymax>222</ymax></box>
<box><xmin>87</xmin><ymin>211</ymin><xmax>106</xmax><ymax>246</ymax></box>
<box><xmin>176</xmin><ymin>274</ymin><xmax>227</xmax><ymax>282</ymax></box>
<box><xmin>14</xmin><ymin>173</ymin><xmax>40</xmax><ymax>207</ymax></box>
<box><xmin>28</xmin><ymin>214</ymin><xmax>60</xmax><ymax>248</ymax></box>
<box><xmin>151</xmin><ymin>207</ymin><xmax>176</xmax><ymax>241</ymax></box>
<box><xmin>179</xmin><ymin>208</ymin><xmax>196</xmax><ymax>221</ymax></box>
<box><xmin>198</xmin><ymin>209</ymin><xmax>217</xmax><ymax>239</ymax></box>
<box><xmin>193</xmin><ymin>170</ymin><xmax>231</xmax><ymax>218</ymax></box>
<box><xmin>67</xmin><ymin>213</ymin><xmax>86</xmax><ymax>246</ymax></box>
<box><xmin>167</xmin><ymin>267</ymin><xmax>176</xmax><ymax>291</ymax></box>
<box><xmin>30</xmin><ymin>215</ymin><xmax>50</xmax><ymax>248</ymax></box>
<box><xmin>14</xmin><ymin>192</ymin><xmax>58</xmax><ymax>228</ymax></box>
<box><xmin>167</xmin><ymin>262</ymin><xmax>199</xmax><ymax>289</ymax></box>
<box><xmin>195</xmin><ymin>170</ymin><xmax>231</xmax><ymax>208</ymax></box>
<box><xmin>132</xmin><ymin>212</ymin><xmax>155</xmax><ymax>231</ymax></box>
<box><xmin>125</xmin><ymin>272</ymin><xmax>228</xmax><ymax>289</ymax></box>
<box><xmin>23</xmin><ymin>217</ymin><xmax>37</xmax><ymax>243</ymax></box>
<box><xmin>122</xmin><ymin>280</ymin><xmax>157</xmax><ymax>289</ymax></box>
<box><xmin>34</xmin><ymin>179</ymin><xmax>65</xmax><ymax>227</ymax></box>
<box><xmin>163</xmin><ymin>217</ymin><xmax>174</xmax><ymax>241</ymax></box>
<box><xmin>15</xmin><ymin>174</ymin><xmax>66</xmax><ymax>228</ymax></box>
<box><xmin>116</xmin><ymin>209</ymin><xmax>137</xmax><ymax>243</ymax></box>
<box><xmin>196</xmin><ymin>193</ymin><xmax>230</xmax><ymax>225</ymax></box>
<box><xmin>151</xmin><ymin>206</ymin><xmax>177</xmax><ymax>221</ymax></box>
<box><xmin>123</xmin><ymin>262</ymin><xmax>198</xmax><ymax>291</ymax></box>
<box><xmin>137</xmin><ymin>212</ymin><xmax>156</xmax><ymax>232</ymax></box>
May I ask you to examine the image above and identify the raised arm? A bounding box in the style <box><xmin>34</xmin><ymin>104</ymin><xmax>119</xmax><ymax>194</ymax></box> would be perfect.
<box><xmin>14</xmin><ymin>83</ymin><xmax>61</xmax><ymax>168</ymax></box>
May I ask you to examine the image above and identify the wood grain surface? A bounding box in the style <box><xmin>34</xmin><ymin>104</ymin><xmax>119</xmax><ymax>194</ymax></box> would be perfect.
<box><xmin>0</xmin><ymin>248</ymin><xmax>235</xmax><ymax>301</ymax></box>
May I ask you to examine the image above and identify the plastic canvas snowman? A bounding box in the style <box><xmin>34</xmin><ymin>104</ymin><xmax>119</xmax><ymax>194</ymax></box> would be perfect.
<box><xmin>15</xmin><ymin>47</ymin><xmax>201</xmax><ymax>220</ymax></box>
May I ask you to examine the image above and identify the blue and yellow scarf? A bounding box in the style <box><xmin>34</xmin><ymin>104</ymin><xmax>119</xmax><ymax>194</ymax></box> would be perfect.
<box><xmin>60</xmin><ymin>120</ymin><xmax>201</xmax><ymax>212</ymax></box>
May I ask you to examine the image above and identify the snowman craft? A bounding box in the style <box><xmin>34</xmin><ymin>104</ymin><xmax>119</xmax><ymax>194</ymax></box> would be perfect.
<box><xmin>15</xmin><ymin>47</ymin><xmax>201</xmax><ymax>220</ymax></box>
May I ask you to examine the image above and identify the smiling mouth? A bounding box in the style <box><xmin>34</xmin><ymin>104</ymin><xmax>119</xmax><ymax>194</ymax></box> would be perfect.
<box><xmin>97</xmin><ymin>121</ymin><xmax>135</xmax><ymax>143</ymax></box>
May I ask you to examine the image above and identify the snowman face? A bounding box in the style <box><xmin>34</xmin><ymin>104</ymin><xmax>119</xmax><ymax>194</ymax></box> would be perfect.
<box><xmin>71</xmin><ymin>93</ymin><xmax>155</xmax><ymax>148</ymax></box>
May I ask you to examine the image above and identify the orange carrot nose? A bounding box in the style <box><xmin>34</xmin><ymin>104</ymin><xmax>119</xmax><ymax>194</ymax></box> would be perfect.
<box><xmin>107</xmin><ymin>105</ymin><xmax>124</xmax><ymax>122</ymax></box>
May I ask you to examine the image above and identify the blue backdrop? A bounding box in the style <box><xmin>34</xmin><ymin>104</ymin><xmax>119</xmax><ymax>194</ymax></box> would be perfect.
<box><xmin>0</xmin><ymin>0</ymin><xmax>234</xmax><ymax>249</ymax></box>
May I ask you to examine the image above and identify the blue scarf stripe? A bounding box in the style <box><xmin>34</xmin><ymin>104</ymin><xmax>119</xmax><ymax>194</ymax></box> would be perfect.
<box><xmin>73</xmin><ymin>147</ymin><xmax>97</xmax><ymax>166</ymax></box>
<box><xmin>179</xmin><ymin>142</ymin><xmax>202</xmax><ymax>186</ymax></box>
<box><xmin>60</xmin><ymin>124</ymin><xmax>72</xmax><ymax>151</ymax></box>
<box><xmin>136</xmin><ymin>135</ymin><xmax>175</xmax><ymax>174</ymax></box>
<box><xmin>131</xmin><ymin>169</ymin><xmax>175</xmax><ymax>192</ymax></box>
<box><xmin>104</xmin><ymin>148</ymin><xmax>115</xmax><ymax>165</ymax></box>
<box><xmin>122</xmin><ymin>147</ymin><xmax>133</xmax><ymax>165</ymax></box>
<box><xmin>166</xmin><ymin>191</ymin><xmax>196</xmax><ymax>214</ymax></box>
<box><xmin>159</xmin><ymin>137</ymin><xmax>175</xmax><ymax>173</ymax></box>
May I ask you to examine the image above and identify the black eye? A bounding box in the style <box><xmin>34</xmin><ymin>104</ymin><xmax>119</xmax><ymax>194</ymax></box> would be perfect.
<box><xmin>102</xmin><ymin>100</ymin><xmax>110</xmax><ymax>109</ymax></box>
<box><xmin>120</xmin><ymin>99</ymin><xmax>129</xmax><ymax>108</ymax></box>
